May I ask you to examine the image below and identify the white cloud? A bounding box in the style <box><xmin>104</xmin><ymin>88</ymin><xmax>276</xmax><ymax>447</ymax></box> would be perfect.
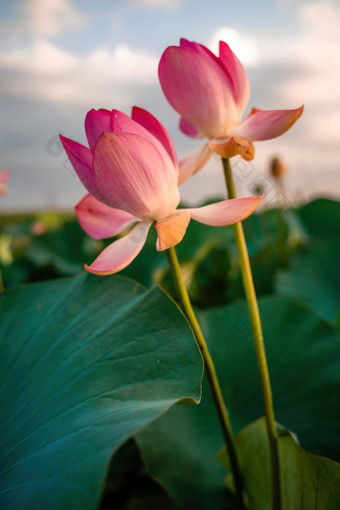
<box><xmin>208</xmin><ymin>27</ymin><xmax>260</xmax><ymax>67</ymax></box>
<box><xmin>269</xmin><ymin>2</ymin><xmax>340</xmax><ymax>148</ymax></box>
<box><xmin>0</xmin><ymin>42</ymin><xmax>159</xmax><ymax>107</ymax></box>
<box><xmin>18</xmin><ymin>0</ymin><xmax>87</xmax><ymax>38</ymax></box>
<box><xmin>1</xmin><ymin>0</ymin><xmax>340</xmax><ymax>210</ymax></box>
<box><xmin>133</xmin><ymin>0</ymin><xmax>184</xmax><ymax>9</ymax></box>
<box><xmin>299</xmin><ymin>0</ymin><xmax>340</xmax><ymax>37</ymax></box>
<box><xmin>203</xmin><ymin>4</ymin><xmax>340</xmax><ymax>205</ymax></box>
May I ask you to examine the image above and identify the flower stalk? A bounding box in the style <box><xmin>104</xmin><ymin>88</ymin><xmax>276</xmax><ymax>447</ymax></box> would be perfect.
<box><xmin>222</xmin><ymin>157</ymin><xmax>281</xmax><ymax>510</ymax></box>
<box><xmin>166</xmin><ymin>246</ymin><xmax>245</xmax><ymax>510</ymax></box>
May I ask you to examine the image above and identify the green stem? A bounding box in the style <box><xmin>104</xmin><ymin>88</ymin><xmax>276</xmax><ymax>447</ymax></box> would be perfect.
<box><xmin>166</xmin><ymin>246</ymin><xmax>245</xmax><ymax>509</ymax></box>
<box><xmin>222</xmin><ymin>158</ymin><xmax>281</xmax><ymax>510</ymax></box>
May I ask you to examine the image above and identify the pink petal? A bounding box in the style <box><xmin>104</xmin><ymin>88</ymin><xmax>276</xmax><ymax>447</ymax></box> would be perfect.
<box><xmin>179</xmin><ymin>38</ymin><xmax>226</xmax><ymax>70</ymax></box>
<box><xmin>229</xmin><ymin>106</ymin><xmax>304</xmax><ymax>141</ymax></box>
<box><xmin>188</xmin><ymin>196</ymin><xmax>262</xmax><ymax>226</ymax></box>
<box><xmin>76</xmin><ymin>194</ymin><xmax>138</xmax><ymax>239</ymax></box>
<box><xmin>93</xmin><ymin>132</ymin><xmax>179</xmax><ymax>221</ymax></box>
<box><xmin>179</xmin><ymin>39</ymin><xmax>249</xmax><ymax>115</ymax></box>
<box><xmin>132</xmin><ymin>106</ymin><xmax>178</xmax><ymax>167</ymax></box>
<box><xmin>59</xmin><ymin>135</ymin><xmax>98</xmax><ymax>196</ymax></box>
<box><xmin>155</xmin><ymin>210</ymin><xmax>191</xmax><ymax>251</ymax></box>
<box><xmin>0</xmin><ymin>170</ymin><xmax>10</xmax><ymax>183</ymax></box>
<box><xmin>179</xmin><ymin>117</ymin><xmax>202</xmax><ymax>138</ymax></box>
<box><xmin>85</xmin><ymin>222</ymin><xmax>151</xmax><ymax>275</ymax></box>
<box><xmin>111</xmin><ymin>110</ymin><xmax>177</xmax><ymax>179</ymax></box>
<box><xmin>219</xmin><ymin>41</ymin><xmax>249</xmax><ymax>115</ymax></box>
<box><xmin>159</xmin><ymin>45</ymin><xmax>239</xmax><ymax>139</ymax></box>
<box><xmin>85</xmin><ymin>109</ymin><xmax>112</xmax><ymax>151</ymax></box>
<box><xmin>111</xmin><ymin>109</ymin><xmax>152</xmax><ymax>139</ymax></box>
<box><xmin>180</xmin><ymin>38</ymin><xmax>208</xmax><ymax>53</ymax></box>
<box><xmin>179</xmin><ymin>39</ymin><xmax>249</xmax><ymax>116</ymax></box>
<box><xmin>178</xmin><ymin>143</ymin><xmax>212</xmax><ymax>185</ymax></box>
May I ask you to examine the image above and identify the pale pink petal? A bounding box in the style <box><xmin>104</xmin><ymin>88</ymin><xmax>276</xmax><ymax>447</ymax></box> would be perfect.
<box><xmin>93</xmin><ymin>132</ymin><xmax>179</xmax><ymax>221</ymax></box>
<box><xmin>76</xmin><ymin>194</ymin><xmax>138</xmax><ymax>239</ymax></box>
<box><xmin>85</xmin><ymin>109</ymin><xmax>112</xmax><ymax>150</ymax></box>
<box><xmin>179</xmin><ymin>117</ymin><xmax>202</xmax><ymax>138</ymax></box>
<box><xmin>132</xmin><ymin>106</ymin><xmax>178</xmax><ymax>167</ymax></box>
<box><xmin>111</xmin><ymin>110</ymin><xmax>177</xmax><ymax>179</ymax></box>
<box><xmin>178</xmin><ymin>143</ymin><xmax>212</xmax><ymax>185</ymax></box>
<box><xmin>0</xmin><ymin>170</ymin><xmax>10</xmax><ymax>183</ymax></box>
<box><xmin>188</xmin><ymin>196</ymin><xmax>262</xmax><ymax>226</ymax></box>
<box><xmin>59</xmin><ymin>135</ymin><xmax>97</xmax><ymax>196</ymax></box>
<box><xmin>219</xmin><ymin>41</ymin><xmax>249</xmax><ymax>115</ymax></box>
<box><xmin>229</xmin><ymin>106</ymin><xmax>304</xmax><ymax>141</ymax></box>
<box><xmin>85</xmin><ymin>222</ymin><xmax>151</xmax><ymax>275</ymax></box>
<box><xmin>155</xmin><ymin>210</ymin><xmax>191</xmax><ymax>251</ymax></box>
<box><xmin>159</xmin><ymin>46</ymin><xmax>239</xmax><ymax>139</ymax></box>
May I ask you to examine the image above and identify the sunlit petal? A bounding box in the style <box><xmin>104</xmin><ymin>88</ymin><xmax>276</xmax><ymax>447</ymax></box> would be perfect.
<box><xmin>155</xmin><ymin>210</ymin><xmax>191</xmax><ymax>251</ymax></box>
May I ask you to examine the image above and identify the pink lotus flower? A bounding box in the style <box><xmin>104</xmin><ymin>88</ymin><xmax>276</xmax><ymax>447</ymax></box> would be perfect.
<box><xmin>0</xmin><ymin>170</ymin><xmax>10</xmax><ymax>196</ymax></box>
<box><xmin>60</xmin><ymin>107</ymin><xmax>261</xmax><ymax>275</ymax></box>
<box><xmin>159</xmin><ymin>39</ymin><xmax>303</xmax><ymax>181</ymax></box>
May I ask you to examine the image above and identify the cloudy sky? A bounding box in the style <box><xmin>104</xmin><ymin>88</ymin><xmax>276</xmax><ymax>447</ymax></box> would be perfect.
<box><xmin>0</xmin><ymin>0</ymin><xmax>339</xmax><ymax>211</ymax></box>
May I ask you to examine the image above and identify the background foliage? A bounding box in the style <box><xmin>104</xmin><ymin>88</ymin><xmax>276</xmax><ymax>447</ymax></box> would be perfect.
<box><xmin>1</xmin><ymin>198</ymin><xmax>339</xmax><ymax>509</ymax></box>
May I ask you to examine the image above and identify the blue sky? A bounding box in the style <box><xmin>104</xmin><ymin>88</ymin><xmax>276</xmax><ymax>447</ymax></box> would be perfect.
<box><xmin>0</xmin><ymin>0</ymin><xmax>339</xmax><ymax>211</ymax></box>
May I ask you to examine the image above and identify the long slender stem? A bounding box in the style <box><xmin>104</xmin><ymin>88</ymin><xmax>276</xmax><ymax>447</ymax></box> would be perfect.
<box><xmin>166</xmin><ymin>246</ymin><xmax>245</xmax><ymax>510</ymax></box>
<box><xmin>222</xmin><ymin>158</ymin><xmax>281</xmax><ymax>509</ymax></box>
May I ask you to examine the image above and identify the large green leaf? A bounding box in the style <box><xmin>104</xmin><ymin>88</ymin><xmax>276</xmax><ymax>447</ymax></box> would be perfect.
<box><xmin>136</xmin><ymin>296</ymin><xmax>340</xmax><ymax>509</ymax></box>
<box><xmin>275</xmin><ymin>238</ymin><xmax>340</xmax><ymax>323</ymax></box>
<box><xmin>0</xmin><ymin>274</ymin><xmax>202</xmax><ymax>510</ymax></box>
<box><xmin>296</xmin><ymin>198</ymin><xmax>340</xmax><ymax>238</ymax></box>
<box><xmin>219</xmin><ymin>418</ymin><xmax>340</xmax><ymax>510</ymax></box>
<box><xmin>135</xmin><ymin>378</ymin><xmax>231</xmax><ymax>510</ymax></box>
